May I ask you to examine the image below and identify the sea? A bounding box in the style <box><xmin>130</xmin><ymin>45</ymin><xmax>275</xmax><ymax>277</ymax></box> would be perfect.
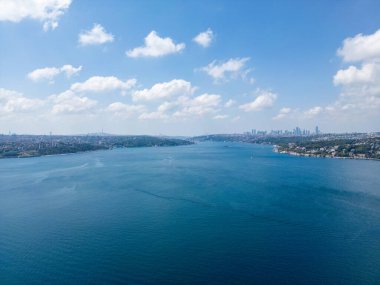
<box><xmin>1</xmin><ymin>142</ymin><xmax>379</xmax><ymax>284</ymax></box>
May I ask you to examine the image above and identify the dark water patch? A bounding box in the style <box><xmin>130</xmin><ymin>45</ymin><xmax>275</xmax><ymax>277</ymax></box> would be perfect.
<box><xmin>1</xmin><ymin>142</ymin><xmax>380</xmax><ymax>284</ymax></box>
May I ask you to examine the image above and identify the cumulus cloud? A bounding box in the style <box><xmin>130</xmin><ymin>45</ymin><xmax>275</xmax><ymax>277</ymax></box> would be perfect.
<box><xmin>304</xmin><ymin>106</ymin><xmax>323</xmax><ymax>118</ymax></box>
<box><xmin>173</xmin><ymin>93</ymin><xmax>221</xmax><ymax>117</ymax></box>
<box><xmin>333</xmin><ymin>63</ymin><xmax>379</xmax><ymax>86</ymax></box>
<box><xmin>139</xmin><ymin>111</ymin><xmax>169</xmax><ymax>120</ymax></box>
<box><xmin>224</xmin><ymin>99</ymin><xmax>236</xmax><ymax>107</ymax></box>
<box><xmin>136</xmin><ymin>90</ymin><xmax>221</xmax><ymax>120</ymax></box>
<box><xmin>0</xmin><ymin>88</ymin><xmax>44</xmax><ymax>115</ymax></box>
<box><xmin>0</xmin><ymin>0</ymin><xmax>71</xmax><ymax>31</ymax></box>
<box><xmin>201</xmin><ymin>57</ymin><xmax>250</xmax><ymax>82</ymax></box>
<box><xmin>60</xmin><ymin>65</ymin><xmax>82</xmax><ymax>77</ymax></box>
<box><xmin>191</xmin><ymin>93</ymin><xmax>220</xmax><ymax>107</ymax></box>
<box><xmin>157</xmin><ymin>101</ymin><xmax>178</xmax><ymax>113</ymax></box>
<box><xmin>193</xmin><ymin>28</ymin><xmax>214</xmax><ymax>48</ymax></box>
<box><xmin>78</xmin><ymin>24</ymin><xmax>114</xmax><ymax>46</ymax></box>
<box><xmin>213</xmin><ymin>114</ymin><xmax>228</xmax><ymax>120</ymax></box>
<box><xmin>275</xmin><ymin>30</ymin><xmax>380</xmax><ymax>125</ymax></box>
<box><xmin>106</xmin><ymin>102</ymin><xmax>145</xmax><ymax>117</ymax></box>
<box><xmin>239</xmin><ymin>89</ymin><xmax>277</xmax><ymax>112</ymax></box>
<box><xmin>273</xmin><ymin>107</ymin><xmax>292</xmax><ymax>120</ymax></box>
<box><xmin>126</xmin><ymin>31</ymin><xmax>185</xmax><ymax>58</ymax></box>
<box><xmin>337</xmin><ymin>28</ymin><xmax>380</xmax><ymax>62</ymax></box>
<box><xmin>49</xmin><ymin>90</ymin><xmax>97</xmax><ymax>114</ymax></box>
<box><xmin>28</xmin><ymin>64</ymin><xmax>82</xmax><ymax>82</ymax></box>
<box><xmin>140</xmin><ymin>98</ymin><xmax>186</xmax><ymax>120</ymax></box>
<box><xmin>71</xmin><ymin>76</ymin><xmax>136</xmax><ymax>93</ymax></box>
<box><xmin>329</xmin><ymin>28</ymin><xmax>380</xmax><ymax>118</ymax></box>
<box><xmin>132</xmin><ymin>79</ymin><xmax>194</xmax><ymax>101</ymax></box>
<box><xmin>28</xmin><ymin>67</ymin><xmax>60</xmax><ymax>82</ymax></box>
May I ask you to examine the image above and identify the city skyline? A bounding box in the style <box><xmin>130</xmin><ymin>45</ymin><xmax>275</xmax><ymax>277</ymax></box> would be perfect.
<box><xmin>1</xmin><ymin>0</ymin><xmax>380</xmax><ymax>135</ymax></box>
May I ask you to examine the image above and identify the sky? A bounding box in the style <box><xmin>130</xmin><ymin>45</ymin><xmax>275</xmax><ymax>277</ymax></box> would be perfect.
<box><xmin>1</xmin><ymin>0</ymin><xmax>380</xmax><ymax>135</ymax></box>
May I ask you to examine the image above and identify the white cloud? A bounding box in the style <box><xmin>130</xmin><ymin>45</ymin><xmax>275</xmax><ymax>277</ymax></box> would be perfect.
<box><xmin>61</xmin><ymin>65</ymin><xmax>82</xmax><ymax>77</ymax></box>
<box><xmin>239</xmin><ymin>89</ymin><xmax>277</xmax><ymax>112</ymax></box>
<box><xmin>273</xmin><ymin>107</ymin><xmax>292</xmax><ymax>120</ymax></box>
<box><xmin>137</xmin><ymin>101</ymin><xmax>177</xmax><ymax>120</ymax></box>
<box><xmin>141</xmin><ymin>92</ymin><xmax>221</xmax><ymax>120</ymax></box>
<box><xmin>174</xmin><ymin>93</ymin><xmax>221</xmax><ymax>117</ymax></box>
<box><xmin>132</xmin><ymin>79</ymin><xmax>194</xmax><ymax>101</ymax></box>
<box><xmin>191</xmin><ymin>93</ymin><xmax>220</xmax><ymax>107</ymax></box>
<box><xmin>213</xmin><ymin>114</ymin><xmax>228</xmax><ymax>120</ymax></box>
<box><xmin>157</xmin><ymin>101</ymin><xmax>178</xmax><ymax>113</ymax></box>
<box><xmin>49</xmin><ymin>90</ymin><xmax>97</xmax><ymax>114</ymax></box>
<box><xmin>28</xmin><ymin>64</ymin><xmax>82</xmax><ymax>82</ymax></box>
<box><xmin>224</xmin><ymin>99</ymin><xmax>236</xmax><ymax>107</ymax></box>
<box><xmin>280</xmin><ymin>107</ymin><xmax>292</xmax><ymax>113</ymax></box>
<box><xmin>78</xmin><ymin>24</ymin><xmax>114</xmax><ymax>46</ymax></box>
<box><xmin>28</xmin><ymin>67</ymin><xmax>60</xmax><ymax>82</ymax></box>
<box><xmin>126</xmin><ymin>31</ymin><xmax>185</xmax><ymax>58</ymax></box>
<box><xmin>304</xmin><ymin>106</ymin><xmax>323</xmax><ymax>118</ymax></box>
<box><xmin>326</xmin><ymin>28</ymin><xmax>380</xmax><ymax>120</ymax></box>
<box><xmin>193</xmin><ymin>28</ymin><xmax>214</xmax><ymax>48</ymax></box>
<box><xmin>201</xmin><ymin>57</ymin><xmax>250</xmax><ymax>81</ymax></box>
<box><xmin>0</xmin><ymin>0</ymin><xmax>71</xmax><ymax>31</ymax></box>
<box><xmin>0</xmin><ymin>88</ymin><xmax>44</xmax><ymax>114</ymax></box>
<box><xmin>334</xmin><ymin>63</ymin><xmax>379</xmax><ymax>86</ymax></box>
<box><xmin>337</xmin><ymin>29</ymin><xmax>380</xmax><ymax>62</ymax></box>
<box><xmin>106</xmin><ymin>102</ymin><xmax>145</xmax><ymax>117</ymax></box>
<box><xmin>71</xmin><ymin>76</ymin><xmax>136</xmax><ymax>93</ymax></box>
<box><xmin>139</xmin><ymin>111</ymin><xmax>169</xmax><ymax>120</ymax></box>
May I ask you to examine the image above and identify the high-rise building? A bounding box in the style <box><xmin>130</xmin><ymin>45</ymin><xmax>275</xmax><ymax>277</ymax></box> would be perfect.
<box><xmin>315</xmin><ymin>126</ymin><xmax>320</xmax><ymax>135</ymax></box>
<box><xmin>294</xmin><ymin>127</ymin><xmax>302</xmax><ymax>136</ymax></box>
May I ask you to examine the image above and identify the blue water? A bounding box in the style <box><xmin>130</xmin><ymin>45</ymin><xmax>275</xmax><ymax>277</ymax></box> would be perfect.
<box><xmin>1</xmin><ymin>142</ymin><xmax>380</xmax><ymax>284</ymax></box>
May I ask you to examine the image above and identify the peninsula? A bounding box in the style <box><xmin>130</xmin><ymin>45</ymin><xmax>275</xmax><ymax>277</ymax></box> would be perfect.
<box><xmin>0</xmin><ymin>134</ymin><xmax>193</xmax><ymax>158</ymax></box>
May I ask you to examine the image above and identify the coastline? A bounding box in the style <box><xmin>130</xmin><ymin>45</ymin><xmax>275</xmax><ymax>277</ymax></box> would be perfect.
<box><xmin>0</xmin><ymin>148</ymin><xmax>109</xmax><ymax>160</ymax></box>
<box><xmin>0</xmin><ymin>143</ymin><xmax>194</xmax><ymax>160</ymax></box>
<box><xmin>273</xmin><ymin>147</ymin><xmax>380</xmax><ymax>161</ymax></box>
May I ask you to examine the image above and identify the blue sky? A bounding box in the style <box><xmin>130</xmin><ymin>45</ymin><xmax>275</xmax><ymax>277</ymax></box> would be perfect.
<box><xmin>1</xmin><ymin>0</ymin><xmax>380</xmax><ymax>135</ymax></box>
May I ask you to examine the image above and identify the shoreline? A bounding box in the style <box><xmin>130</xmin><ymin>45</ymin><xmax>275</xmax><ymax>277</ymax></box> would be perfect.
<box><xmin>273</xmin><ymin>148</ymin><xmax>380</xmax><ymax>161</ymax></box>
<box><xmin>0</xmin><ymin>143</ymin><xmax>194</xmax><ymax>160</ymax></box>
<box><xmin>0</xmin><ymin>148</ymin><xmax>108</xmax><ymax>160</ymax></box>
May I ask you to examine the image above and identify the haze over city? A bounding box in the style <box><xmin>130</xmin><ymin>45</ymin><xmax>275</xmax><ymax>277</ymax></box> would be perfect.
<box><xmin>1</xmin><ymin>0</ymin><xmax>380</xmax><ymax>135</ymax></box>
